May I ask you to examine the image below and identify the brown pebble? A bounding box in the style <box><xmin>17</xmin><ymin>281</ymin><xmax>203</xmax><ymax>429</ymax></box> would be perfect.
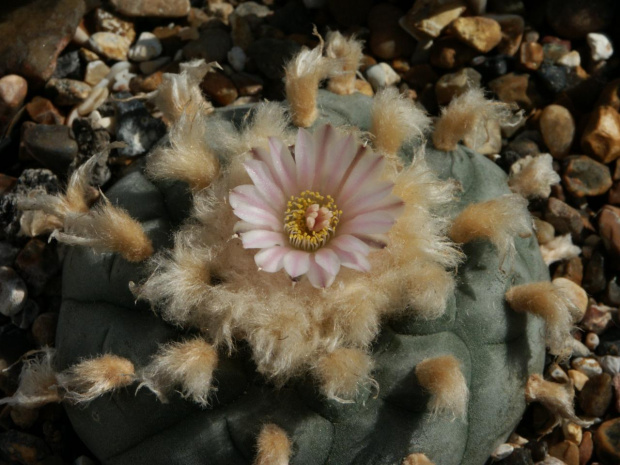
<box><xmin>31</xmin><ymin>312</ymin><xmax>58</xmax><ymax>348</ymax></box>
<box><xmin>549</xmin><ymin>440</ymin><xmax>580</xmax><ymax>465</ymax></box>
<box><xmin>368</xmin><ymin>4</ymin><xmax>415</xmax><ymax>60</ymax></box>
<box><xmin>0</xmin><ymin>429</ymin><xmax>51</xmax><ymax>465</ymax></box>
<box><xmin>545</xmin><ymin>197</ymin><xmax>586</xmax><ymax>240</ymax></box>
<box><xmin>94</xmin><ymin>7</ymin><xmax>135</xmax><ymax>43</ymax></box>
<box><xmin>129</xmin><ymin>71</ymin><xmax>163</xmax><ymax>94</ymax></box>
<box><xmin>434</xmin><ymin>67</ymin><xmax>481</xmax><ymax>105</ymax></box>
<box><xmin>597</xmin><ymin>79</ymin><xmax>620</xmax><ymax>112</ymax></box>
<box><xmin>595</xmin><ymin>418</ymin><xmax>620</xmax><ymax>465</ymax></box>
<box><xmin>88</xmin><ymin>32</ymin><xmax>131</xmax><ymax>61</ymax></box>
<box><xmin>540</xmin><ymin>104</ymin><xmax>575</xmax><ymax>158</ymax></box>
<box><xmin>580</xmin><ymin>431</ymin><xmax>593</xmax><ymax>465</ymax></box>
<box><xmin>553</xmin><ymin>256</ymin><xmax>583</xmax><ymax>285</ymax></box>
<box><xmin>581</xmin><ymin>303</ymin><xmax>613</xmax><ymax>334</ymax></box>
<box><xmin>451</xmin><ymin>16</ymin><xmax>502</xmax><ymax>53</ymax></box>
<box><xmin>488</xmin><ymin>14</ymin><xmax>524</xmax><ymax>56</ymax></box>
<box><xmin>404</xmin><ymin>64</ymin><xmax>438</xmax><ymax>91</ymax></box>
<box><xmin>563</xmin><ymin>156</ymin><xmax>612</xmax><ymax>197</ymax></box>
<box><xmin>579</xmin><ymin>373</ymin><xmax>612</xmax><ymax>417</ymax></box>
<box><xmin>534</xmin><ymin>217</ymin><xmax>555</xmax><ymax>244</ymax></box>
<box><xmin>430</xmin><ymin>37</ymin><xmax>477</xmax><ymax>70</ymax></box>
<box><xmin>520</xmin><ymin>41</ymin><xmax>544</xmax><ymax>70</ymax></box>
<box><xmin>201</xmin><ymin>72</ymin><xmax>238</xmax><ymax>107</ymax></box>
<box><xmin>599</xmin><ymin>205</ymin><xmax>620</xmax><ymax>261</ymax></box>
<box><xmin>488</xmin><ymin>73</ymin><xmax>537</xmax><ymax>110</ymax></box>
<box><xmin>581</xmin><ymin>106</ymin><xmax>620</xmax><ymax>164</ymax></box>
<box><xmin>10</xmin><ymin>406</ymin><xmax>39</xmax><ymax>429</ymax></box>
<box><xmin>399</xmin><ymin>0</ymin><xmax>466</xmax><ymax>40</ymax></box>
<box><xmin>230</xmin><ymin>73</ymin><xmax>263</xmax><ymax>96</ymax></box>
<box><xmin>569</xmin><ymin>369</ymin><xmax>589</xmax><ymax>391</ymax></box>
<box><xmin>25</xmin><ymin>97</ymin><xmax>64</xmax><ymax>125</ymax></box>
<box><xmin>354</xmin><ymin>80</ymin><xmax>374</xmax><ymax>97</ymax></box>
<box><xmin>45</xmin><ymin>78</ymin><xmax>92</xmax><ymax>107</ymax></box>
<box><xmin>609</xmin><ymin>182</ymin><xmax>620</xmax><ymax>205</ymax></box>
<box><xmin>0</xmin><ymin>75</ymin><xmax>27</xmax><ymax>121</ymax></box>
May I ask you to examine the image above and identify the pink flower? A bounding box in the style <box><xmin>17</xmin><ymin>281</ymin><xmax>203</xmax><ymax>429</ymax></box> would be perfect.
<box><xmin>229</xmin><ymin>124</ymin><xmax>404</xmax><ymax>288</ymax></box>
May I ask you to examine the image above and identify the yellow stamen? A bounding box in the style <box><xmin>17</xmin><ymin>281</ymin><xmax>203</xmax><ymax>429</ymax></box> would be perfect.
<box><xmin>284</xmin><ymin>190</ymin><xmax>341</xmax><ymax>251</ymax></box>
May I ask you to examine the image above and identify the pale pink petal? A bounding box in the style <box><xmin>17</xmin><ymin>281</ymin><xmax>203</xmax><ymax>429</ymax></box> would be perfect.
<box><xmin>306</xmin><ymin>255</ymin><xmax>336</xmax><ymax>288</ymax></box>
<box><xmin>341</xmin><ymin>180</ymin><xmax>392</xmax><ymax>212</ymax></box>
<box><xmin>283</xmin><ymin>250</ymin><xmax>311</xmax><ymax>278</ymax></box>
<box><xmin>355</xmin><ymin>233</ymin><xmax>389</xmax><ymax>249</ymax></box>
<box><xmin>336</xmin><ymin>149</ymin><xmax>385</xmax><ymax>205</ymax></box>
<box><xmin>315</xmin><ymin>248</ymin><xmax>341</xmax><ymax>276</ymax></box>
<box><xmin>255</xmin><ymin>246</ymin><xmax>289</xmax><ymax>272</ymax></box>
<box><xmin>329</xmin><ymin>234</ymin><xmax>371</xmax><ymax>255</ymax></box>
<box><xmin>241</xmin><ymin>230</ymin><xmax>286</xmax><ymax>249</ymax></box>
<box><xmin>310</xmin><ymin>124</ymin><xmax>334</xmax><ymax>191</ymax></box>
<box><xmin>268</xmin><ymin>137</ymin><xmax>298</xmax><ymax>197</ymax></box>
<box><xmin>338</xmin><ymin>211</ymin><xmax>397</xmax><ymax>235</ymax></box>
<box><xmin>331</xmin><ymin>246</ymin><xmax>371</xmax><ymax>272</ymax></box>
<box><xmin>244</xmin><ymin>159</ymin><xmax>286</xmax><ymax>210</ymax></box>
<box><xmin>229</xmin><ymin>185</ymin><xmax>278</xmax><ymax>213</ymax></box>
<box><xmin>319</xmin><ymin>131</ymin><xmax>358</xmax><ymax>195</ymax></box>
<box><xmin>345</xmin><ymin>193</ymin><xmax>405</xmax><ymax>219</ymax></box>
<box><xmin>295</xmin><ymin>128</ymin><xmax>316</xmax><ymax>191</ymax></box>
<box><xmin>231</xmin><ymin>205</ymin><xmax>281</xmax><ymax>229</ymax></box>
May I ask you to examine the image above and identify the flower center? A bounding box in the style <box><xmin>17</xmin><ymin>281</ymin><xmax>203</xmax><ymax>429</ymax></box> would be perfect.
<box><xmin>284</xmin><ymin>190</ymin><xmax>341</xmax><ymax>251</ymax></box>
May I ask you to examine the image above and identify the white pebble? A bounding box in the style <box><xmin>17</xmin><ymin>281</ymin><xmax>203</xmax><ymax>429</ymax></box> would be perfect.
<box><xmin>491</xmin><ymin>443</ymin><xmax>513</xmax><ymax>460</ymax></box>
<box><xmin>128</xmin><ymin>32</ymin><xmax>163</xmax><ymax>62</ymax></box>
<box><xmin>366</xmin><ymin>63</ymin><xmax>400</xmax><ymax>91</ymax></box>
<box><xmin>600</xmin><ymin>355</ymin><xmax>620</xmax><ymax>375</ymax></box>
<box><xmin>557</xmin><ymin>50</ymin><xmax>581</xmax><ymax>68</ymax></box>
<box><xmin>227</xmin><ymin>46</ymin><xmax>247</xmax><ymax>72</ymax></box>
<box><xmin>0</xmin><ymin>267</ymin><xmax>27</xmax><ymax>317</ymax></box>
<box><xmin>112</xmin><ymin>68</ymin><xmax>136</xmax><ymax>92</ymax></box>
<box><xmin>587</xmin><ymin>33</ymin><xmax>613</xmax><ymax>61</ymax></box>
<box><xmin>571</xmin><ymin>357</ymin><xmax>603</xmax><ymax>378</ymax></box>
<box><xmin>585</xmin><ymin>333</ymin><xmax>599</xmax><ymax>351</ymax></box>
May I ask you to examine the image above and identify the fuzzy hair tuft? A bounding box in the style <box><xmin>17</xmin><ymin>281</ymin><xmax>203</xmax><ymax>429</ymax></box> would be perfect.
<box><xmin>139</xmin><ymin>338</ymin><xmax>218</xmax><ymax>407</ymax></box>
<box><xmin>0</xmin><ymin>349</ymin><xmax>60</xmax><ymax>408</ymax></box>
<box><xmin>325</xmin><ymin>31</ymin><xmax>364</xmax><ymax>96</ymax></box>
<box><xmin>415</xmin><ymin>355</ymin><xmax>468</xmax><ymax>419</ymax></box>
<box><xmin>254</xmin><ymin>424</ymin><xmax>292</xmax><ymax>465</ymax></box>
<box><xmin>540</xmin><ymin>234</ymin><xmax>581</xmax><ymax>266</ymax></box>
<box><xmin>432</xmin><ymin>88</ymin><xmax>521</xmax><ymax>152</ymax></box>
<box><xmin>56</xmin><ymin>354</ymin><xmax>136</xmax><ymax>404</ymax></box>
<box><xmin>313</xmin><ymin>348</ymin><xmax>375</xmax><ymax>402</ymax></box>
<box><xmin>402</xmin><ymin>453</ymin><xmax>435</xmax><ymax>465</ymax></box>
<box><xmin>508</xmin><ymin>154</ymin><xmax>560</xmax><ymax>199</ymax></box>
<box><xmin>370</xmin><ymin>87</ymin><xmax>431</xmax><ymax>166</ymax></box>
<box><xmin>449</xmin><ymin>194</ymin><xmax>531</xmax><ymax>267</ymax></box>
<box><xmin>505</xmin><ymin>282</ymin><xmax>577</xmax><ymax>358</ymax></box>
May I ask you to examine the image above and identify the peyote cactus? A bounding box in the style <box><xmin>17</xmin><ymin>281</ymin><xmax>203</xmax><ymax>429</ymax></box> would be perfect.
<box><xmin>4</xmin><ymin>33</ymin><xmax>584</xmax><ymax>465</ymax></box>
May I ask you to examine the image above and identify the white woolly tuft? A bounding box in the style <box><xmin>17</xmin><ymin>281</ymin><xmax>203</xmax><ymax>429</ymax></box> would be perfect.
<box><xmin>312</xmin><ymin>348</ymin><xmax>375</xmax><ymax>402</ymax></box>
<box><xmin>285</xmin><ymin>46</ymin><xmax>340</xmax><ymax>127</ymax></box>
<box><xmin>540</xmin><ymin>234</ymin><xmax>581</xmax><ymax>266</ymax></box>
<box><xmin>139</xmin><ymin>338</ymin><xmax>218</xmax><ymax>407</ymax></box>
<box><xmin>325</xmin><ymin>30</ymin><xmax>364</xmax><ymax>95</ymax></box>
<box><xmin>370</xmin><ymin>87</ymin><xmax>431</xmax><ymax>166</ymax></box>
<box><xmin>505</xmin><ymin>282</ymin><xmax>578</xmax><ymax>358</ymax></box>
<box><xmin>0</xmin><ymin>349</ymin><xmax>60</xmax><ymax>408</ymax></box>
<box><xmin>509</xmin><ymin>154</ymin><xmax>560</xmax><ymax>199</ymax></box>
<box><xmin>254</xmin><ymin>424</ymin><xmax>292</xmax><ymax>465</ymax></box>
<box><xmin>57</xmin><ymin>354</ymin><xmax>136</xmax><ymax>404</ymax></box>
<box><xmin>432</xmin><ymin>88</ymin><xmax>521</xmax><ymax>152</ymax></box>
<box><xmin>415</xmin><ymin>355</ymin><xmax>469</xmax><ymax>420</ymax></box>
<box><xmin>449</xmin><ymin>194</ymin><xmax>531</xmax><ymax>267</ymax></box>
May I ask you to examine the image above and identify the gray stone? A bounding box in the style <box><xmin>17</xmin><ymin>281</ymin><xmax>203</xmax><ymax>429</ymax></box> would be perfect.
<box><xmin>22</xmin><ymin>124</ymin><xmax>78</xmax><ymax>175</ymax></box>
<box><xmin>114</xmin><ymin>93</ymin><xmax>166</xmax><ymax>157</ymax></box>
<box><xmin>0</xmin><ymin>267</ymin><xmax>27</xmax><ymax>317</ymax></box>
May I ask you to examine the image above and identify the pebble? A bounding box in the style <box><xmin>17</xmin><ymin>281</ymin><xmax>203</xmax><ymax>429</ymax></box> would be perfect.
<box><xmin>128</xmin><ymin>32</ymin><xmax>162</xmax><ymax>62</ymax></box>
<box><xmin>430</xmin><ymin>37</ymin><xmax>478</xmax><ymax>70</ymax></box>
<box><xmin>600</xmin><ymin>355</ymin><xmax>620</xmax><ymax>375</ymax></box>
<box><xmin>366</xmin><ymin>63</ymin><xmax>401</xmax><ymax>90</ymax></box>
<box><xmin>552</xmin><ymin>256</ymin><xmax>583</xmax><ymax>285</ymax></box>
<box><xmin>130</xmin><ymin>71</ymin><xmax>164</xmax><ymax>93</ymax></box>
<box><xmin>0</xmin><ymin>430</ymin><xmax>51</xmax><ymax>464</ymax></box>
<box><xmin>183</xmin><ymin>27</ymin><xmax>233</xmax><ymax>64</ymax></box>
<box><xmin>553</xmin><ymin>278</ymin><xmax>588</xmax><ymax>323</ymax></box>
<box><xmin>599</xmin><ymin>206</ymin><xmax>620</xmax><ymax>262</ymax></box>
<box><xmin>491</xmin><ymin>443</ymin><xmax>514</xmax><ymax>460</ymax></box>
<box><xmin>31</xmin><ymin>312</ymin><xmax>58</xmax><ymax>348</ymax></box>
<box><xmin>486</xmin><ymin>14</ymin><xmax>524</xmax><ymax>56</ymax></box>
<box><xmin>10</xmin><ymin>406</ymin><xmax>39</xmax><ymax>430</ymax></box>
<box><xmin>595</xmin><ymin>418</ymin><xmax>620</xmax><ymax>464</ymax></box>
<box><xmin>201</xmin><ymin>72</ymin><xmax>239</xmax><ymax>107</ymax></box>
<box><xmin>89</xmin><ymin>32</ymin><xmax>131</xmax><ymax>61</ymax></box>
<box><xmin>606</xmin><ymin>277</ymin><xmax>620</xmax><ymax>306</ymax></box>
<box><xmin>0</xmin><ymin>267</ymin><xmax>27</xmax><ymax>317</ymax></box>
<box><xmin>25</xmin><ymin>97</ymin><xmax>64</xmax><ymax>125</ymax></box>
<box><xmin>494</xmin><ymin>447</ymin><xmax>533</xmax><ymax>465</ymax></box>
<box><xmin>614</xmin><ymin>374</ymin><xmax>620</xmax><ymax>412</ymax></box>
<box><xmin>22</xmin><ymin>124</ymin><xmax>78</xmax><ymax>175</ymax></box>
<box><xmin>138</xmin><ymin>57</ymin><xmax>170</xmax><ymax>76</ymax></box>
<box><xmin>84</xmin><ymin>61</ymin><xmax>111</xmax><ymax>86</ymax></box>
<box><xmin>108</xmin><ymin>0</ymin><xmax>190</xmax><ymax>17</ymax></box>
<box><xmin>0</xmin><ymin>75</ymin><xmax>28</xmax><ymax>125</ymax></box>
<box><xmin>11</xmin><ymin>299</ymin><xmax>40</xmax><ymax>330</ymax></box>
<box><xmin>435</xmin><ymin>67</ymin><xmax>482</xmax><ymax>105</ymax></box>
<box><xmin>488</xmin><ymin>73</ymin><xmax>536</xmax><ymax>110</ymax></box>
<box><xmin>400</xmin><ymin>0</ymin><xmax>466</xmax><ymax>40</ymax></box>
<box><xmin>546</xmin><ymin>0</ymin><xmax>615</xmax><ymax>39</ymax></box>
<box><xmin>536</xmin><ymin>63</ymin><xmax>572</xmax><ymax>94</ymax></box>
<box><xmin>0</xmin><ymin>242</ymin><xmax>19</xmax><ymax>266</ymax></box>
<box><xmin>568</xmin><ymin>369</ymin><xmax>589</xmax><ymax>391</ymax></box>
<box><xmin>581</xmin><ymin>303</ymin><xmax>613</xmax><ymax>334</ymax></box>
<box><xmin>598</xmin><ymin>79</ymin><xmax>620</xmax><ymax>112</ymax></box>
<box><xmin>568</xmin><ymin>338</ymin><xmax>591</xmax><ymax>358</ymax></box>
<box><xmin>549</xmin><ymin>440</ymin><xmax>579</xmax><ymax>465</ymax></box>
<box><xmin>539</xmin><ymin>104</ymin><xmax>574</xmax><ymax>158</ymax></box>
<box><xmin>45</xmin><ymin>78</ymin><xmax>92</xmax><ymax>107</ymax></box>
<box><xmin>114</xmin><ymin>93</ymin><xmax>166</xmax><ymax>157</ymax></box>
<box><xmin>519</xmin><ymin>42</ymin><xmax>544</xmax><ymax>71</ymax></box>
<box><xmin>562</xmin><ymin>422</ymin><xmax>582</xmax><ymax>445</ymax></box>
<box><xmin>586</xmin><ymin>333</ymin><xmax>600</xmax><ymax>351</ymax></box>
<box><xmin>580</xmin><ymin>431</ymin><xmax>593</xmax><ymax>464</ymax></box>
<box><xmin>14</xmin><ymin>239</ymin><xmax>61</xmax><ymax>297</ymax></box>
<box><xmin>579</xmin><ymin>373</ymin><xmax>612</xmax><ymax>416</ymax></box>
<box><xmin>355</xmin><ymin>80</ymin><xmax>374</xmax><ymax>97</ymax></box>
<box><xmin>582</xmin><ymin>106</ymin><xmax>620</xmax><ymax>164</ymax></box>
<box><xmin>0</xmin><ymin>0</ymin><xmax>85</xmax><ymax>84</ymax></box>
<box><xmin>563</xmin><ymin>156</ymin><xmax>612</xmax><ymax>198</ymax></box>
<box><xmin>52</xmin><ymin>50</ymin><xmax>81</xmax><ymax>80</ymax></box>
<box><xmin>545</xmin><ymin>197</ymin><xmax>586</xmax><ymax>240</ymax></box>
<box><xmin>228</xmin><ymin>46</ymin><xmax>247</xmax><ymax>72</ymax></box>
<box><xmin>94</xmin><ymin>8</ymin><xmax>136</xmax><ymax>43</ymax></box>
<box><xmin>572</xmin><ymin>357</ymin><xmax>603</xmax><ymax>377</ymax></box>
<box><xmin>525</xmin><ymin>440</ymin><xmax>548</xmax><ymax>462</ymax></box>
<box><xmin>451</xmin><ymin>16</ymin><xmax>502</xmax><ymax>53</ymax></box>
<box><xmin>534</xmin><ymin>218</ymin><xmax>555</xmax><ymax>245</ymax></box>
<box><xmin>368</xmin><ymin>4</ymin><xmax>415</xmax><ymax>60</ymax></box>
<box><xmin>548</xmin><ymin>363</ymin><xmax>569</xmax><ymax>383</ymax></box>
<box><xmin>557</xmin><ymin>51</ymin><xmax>581</xmax><ymax>68</ymax></box>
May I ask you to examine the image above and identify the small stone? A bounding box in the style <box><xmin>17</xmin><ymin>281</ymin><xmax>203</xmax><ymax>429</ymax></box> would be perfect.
<box><xmin>557</xmin><ymin>51</ymin><xmax>581</xmax><ymax>68</ymax></box>
<box><xmin>130</xmin><ymin>72</ymin><xmax>164</xmax><ymax>94</ymax></box>
<box><xmin>451</xmin><ymin>16</ymin><xmax>502</xmax><ymax>53</ymax></box>
<box><xmin>610</xmin><ymin>182</ymin><xmax>620</xmax><ymax>205</ymax></box>
<box><xmin>549</xmin><ymin>440</ymin><xmax>580</xmax><ymax>465</ymax></box>
<box><xmin>112</xmin><ymin>68</ymin><xmax>137</xmax><ymax>92</ymax></box>
<box><xmin>138</xmin><ymin>57</ymin><xmax>170</xmax><ymax>76</ymax></box>
<box><xmin>109</xmin><ymin>0</ymin><xmax>190</xmax><ymax>17</ymax></box>
<box><xmin>581</xmin><ymin>106</ymin><xmax>620</xmax><ymax>164</ymax></box>
<box><xmin>84</xmin><ymin>61</ymin><xmax>111</xmax><ymax>86</ymax></box>
<box><xmin>128</xmin><ymin>32</ymin><xmax>162</xmax><ymax>62</ymax></box>
<box><xmin>569</xmin><ymin>369</ymin><xmax>589</xmax><ymax>391</ymax></box>
<box><xmin>597</xmin><ymin>79</ymin><xmax>620</xmax><ymax>112</ymax></box>
<box><xmin>581</xmin><ymin>303</ymin><xmax>613</xmax><ymax>334</ymax></box>
<box><xmin>536</xmin><ymin>63</ymin><xmax>572</xmax><ymax>94</ymax></box>
<box><xmin>14</xmin><ymin>239</ymin><xmax>60</xmax><ymax>297</ymax></box>
<box><xmin>587</xmin><ymin>33</ymin><xmax>613</xmax><ymax>61</ymax></box>
<box><xmin>45</xmin><ymin>78</ymin><xmax>92</xmax><ymax>107</ymax></box>
<box><xmin>201</xmin><ymin>72</ymin><xmax>238</xmax><ymax>107</ymax></box>
<box><xmin>0</xmin><ymin>75</ymin><xmax>28</xmax><ymax>122</ymax></box>
<box><xmin>599</xmin><ymin>206</ymin><xmax>620</xmax><ymax>261</ymax></box>
<box><xmin>228</xmin><ymin>46</ymin><xmax>247</xmax><ymax>72</ymax></box>
<box><xmin>580</xmin><ymin>431</ymin><xmax>593</xmax><ymax>464</ymax></box>
<box><xmin>0</xmin><ymin>430</ymin><xmax>51</xmax><ymax>465</ymax></box>
<box><xmin>614</xmin><ymin>374</ymin><xmax>620</xmax><ymax>412</ymax></box>
<box><xmin>52</xmin><ymin>50</ymin><xmax>81</xmax><ymax>80</ymax></box>
<box><xmin>491</xmin><ymin>443</ymin><xmax>514</xmax><ymax>460</ymax></box>
<box><xmin>368</xmin><ymin>4</ymin><xmax>415</xmax><ymax>59</ymax></box>
<box><xmin>548</xmin><ymin>363</ymin><xmax>569</xmax><ymax>383</ymax></box>
<box><xmin>230</xmin><ymin>73</ymin><xmax>263</xmax><ymax>97</ymax></box>
<box><xmin>114</xmin><ymin>93</ymin><xmax>166</xmax><ymax>157</ymax></box>
<box><xmin>595</xmin><ymin>418</ymin><xmax>620</xmax><ymax>464</ymax></box>
<box><xmin>495</xmin><ymin>447</ymin><xmax>534</xmax><ymax>465</ymax></box>
<box><xmin>25</xmin><ymin>97</ymin><xmax>64</xmax><ymax>125</ymax></box>
<box><xmin>563</xmin><ymin>156</ymin><xmax>613</xmax><ymax>197</ymax></box>
<box><xmin>434</xmin><ymin>67</ymin><xmax>482</xmax><ymax>105</ymax></box>
<box><xmin>89</xmin><ymin>32</ymin><xmax>131</xmax><ymax>61</ymax></box>
<box><xmin>524</xmin><ymin>440</ymin><xmax>548</xmax><ymax>462</ymax></box>
<box><xmin>486</xmin><ymin>14</ymin><xmax>524</xmax><ymax>56</ymax></box>
<box><xmin>355</xmin><ymin>80</ymin><xmax>374</xmax><ymax>97</ymax></box>
<box><xmin>10</xmin><ymin>406</ymin><xmax>39</xmax><ymax>430</ymax></box>
<box><xmin>545</xmin><ymin>197</ymin><xmax>586</xmax><ymax>240</ymax></box>
<box><xmin>31</xmin><ymin>312</ymin><xmax>58</xmax><ymax>348</ymax></box>
<box><xmin>22</xmin><ymin>124</ymin><xmax>78</xmax><ymax>175</ymax></box>
<box><xmin>586</xmin><ymin>333</ymin><xmax>600</xmax><ymax>351</ymax></box>
<box><xmin>183</xmin><ymin>27</ymin><xmax>233</xmax><ymax>64</ymax></box>
<box><xmin>0</xmin><ymin>267</ymin><xmax>27</xmax><ymax>317</ymax></box>
<box><xmin>488</xmin><ymin>73</ymin><xmax>536</xmax><ymax>110</ymax></box>
<box><xmin>539</xmin><ymin>104</ymin><xmax>575</xmax><ymax>158</ymax></box>
<box><xmin>94</xmin><ymin>8</ymin><xmax>136</xmax><ymax>43</ymax></box>
<box><xmin>553</xmin><ymin>277</ymin><xmax>588</xmax><ymax>323</ymax></box>
<box><xmin>519</xmin><ymin>42</ymin><xmax>544</xmax><ymax>71</ymax></box>
<box><xmin>429</xmin><ymin>37</ymin><xmax>478</xmax><ymax>70</ymax></box>
<box><xmin>399</xmin><ymin>0</ymin><xmax>467</xmax><ymax>40</ymax></box>
<box><xmin>472</xmin><ymin>54</ymin><xmax>513</xmax><ymax>80</ymax></box>
<box><xmin>552</xmin><ymin>256</ymin><xmax>583</xmax><ymax>285</ymax></box>
<box><xmin>534</xmin><ymin>218</ymin><xmax>555</xmax><ymax>244</ymax></box>
<box><xmin>572</xmin><ymin>357</ymin><xmax>603</xmax><ymax>377</ymax></box>
<box><xmin>11</xmin><ymin>299</ymin><xmax>40</xmax><ymax>330</ymax></box>
<box><xmin>563</xmin><ymin>422</ymin><xmax>583</xmax><ymax>445</ymax></box>
<box><xmin>606</xmin><ymin>277</ymin><xmax>620</xmax><ymax>306</ymax></box>
<box><xmin>546</xmin><ymin>0</ymin><xmax>616</xmax><ymax>39</ymax></box>
<box><xmin>600</xmin><ymin>356</ymin><xmax>620</xmax><ymax>375</ymax></box>
<box><xmin>366</xmin><ymin>63</ymin><xmax>401</xmax><ymax>90</ymax></box>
